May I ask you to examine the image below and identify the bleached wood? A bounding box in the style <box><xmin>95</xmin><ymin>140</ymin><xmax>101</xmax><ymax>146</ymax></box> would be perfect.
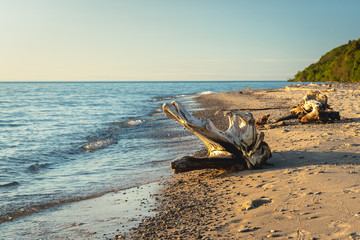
<box><xmin>276</xmin><ymin>90</ymin><xmax>340</xmax><ymax>123</ymax></box>
<box><xmin>163</xmin><ymin>101</ymin><xmax>271</xmax><ymax>172</ymax></box>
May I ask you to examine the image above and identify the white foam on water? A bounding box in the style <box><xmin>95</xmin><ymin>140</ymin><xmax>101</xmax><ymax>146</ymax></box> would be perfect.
<box><xmin>82</xmin><ymin>138</ymin><xmax>117</xmax><ymax>152</ymax></box>
<box><xmin>198</xmin><ymin>91</ymin><xmax>214</xmax><ymax>95</ymax></box>
<box><xmin>126</xmin><ymin>119</ymin><xmax>144</xmax><ymax>126</ymax></box>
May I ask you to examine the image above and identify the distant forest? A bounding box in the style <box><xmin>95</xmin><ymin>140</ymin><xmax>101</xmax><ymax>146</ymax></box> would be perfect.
<box><xmin>289</xmin><ymin>38</ymin><xmax>360</xmax><ymax>82</ymax></box>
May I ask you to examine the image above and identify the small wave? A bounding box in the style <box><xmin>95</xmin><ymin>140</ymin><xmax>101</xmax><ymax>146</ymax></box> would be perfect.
<box><xmin>82</xmin><ymin>138</ymin><xmax>117</xmax><ymax>152</ymax></box>
<box><xmin>28</xmin><ymin>163</ymin><xmax>50</xmax><ymax>173</ymax></box>
<box><xmin>198</xmin><ymin>91</ymin><xmax>214</xmax><ymax>95</ymax></box>
<box><xmin>0</xmin><ymin>181</ymin><xmax>20</xmax><ymax>188</ymax></box>
<box><xmin>126</xmin><ymin>120</ymin><xmax>143</xmax><ymax>126</ymax></box>
<box><xmin>152</xmin><ymin>94</ymin><xmax>190</xmax><ymax>102</ymax></box>
<box><xmin>152</xmin><ymin>92</ymin><xmax>214</xmax><ymax>103</ymax></box>
<box><xmin>82</xmin><ymin>118</ymin><xmax>147</xmax><ymax>152</ymax></box>
<box><xmin>112</xmin><ymin>119</ymin><xmax>145</xmax><ymax>127</ymax></box>
<box><xmin>149</xmin><ymin>159</ymin><xmax>171</xmax><ymax>164</ymax></box>
<box><xmin>152</xmin><ymin>96</ymin><xmax>173</xmax><ymax>102</ymax></box>
<box><xmin>0</xmin><ymin>123</ymin><xmax>24</xmax><ymax>127</ymax></box>
<box><xmin>149</xmin><ymin>112</ymin><xmax>164</xmax><ymax>117</ymax></box>
<box><xmin>149</xmin><ymin>108</ymin><xmax>164</xmax><ymax>117</ymax></box>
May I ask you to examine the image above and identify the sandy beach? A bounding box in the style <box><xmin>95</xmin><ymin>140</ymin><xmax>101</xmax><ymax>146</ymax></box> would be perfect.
<box><xmin>127</xmin><ymin>83</ymin><xmax>360</xmax><ymax>239</ymax></box>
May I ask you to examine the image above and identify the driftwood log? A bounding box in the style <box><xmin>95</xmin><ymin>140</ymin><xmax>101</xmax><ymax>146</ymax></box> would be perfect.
<box><xmin>276</xmin><ymin>90</ymin><xmax>340</xmax><ymax>123</ymax></box>
<box><xmin>163</xmin><ymin>101</ymin><xmax>272</xmax><ymax>173</ymax></box>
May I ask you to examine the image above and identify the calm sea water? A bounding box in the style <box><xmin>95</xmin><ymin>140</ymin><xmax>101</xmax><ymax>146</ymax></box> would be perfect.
<box><xmin>0</xmin><ymin>81</ymin><xmax>293</xmax><ymax>223</ymax></box>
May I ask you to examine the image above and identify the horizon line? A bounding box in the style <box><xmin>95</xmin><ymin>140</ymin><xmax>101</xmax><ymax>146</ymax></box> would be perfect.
<box><xmin>0</xmin><ymin>79</ymin><xmax>289</xmax><ymax>83</ymax></box>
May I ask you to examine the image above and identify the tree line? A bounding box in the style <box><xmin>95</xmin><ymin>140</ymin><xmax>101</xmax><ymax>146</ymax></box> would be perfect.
<box><xmin>289</xmin><ymin>38</ymin><xmax>360</xmax><ymax>82</ymax></box>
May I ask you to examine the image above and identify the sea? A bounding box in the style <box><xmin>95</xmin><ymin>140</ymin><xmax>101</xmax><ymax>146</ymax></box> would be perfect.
<box><xmin>0</xmin><ymin>81</ymin><xmax>297</xmax><ymax>238</ymax></box>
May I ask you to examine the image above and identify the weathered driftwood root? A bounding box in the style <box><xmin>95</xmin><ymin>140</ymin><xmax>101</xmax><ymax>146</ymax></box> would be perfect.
<box><xmin>163</xmin><ymin>101</ymin><xmax>272</xmax><ymax>173</ymax></box>
<box><xmin>275</xmin><ymin>90</ymin><xmax>340</xmax><ymax>123</ymax></box>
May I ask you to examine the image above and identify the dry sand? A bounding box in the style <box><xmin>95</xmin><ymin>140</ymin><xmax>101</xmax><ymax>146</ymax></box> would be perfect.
<box><xmin>128</xmin><ymin>83</ymin><xmax>360</xmax><ymax>240</ymax></box>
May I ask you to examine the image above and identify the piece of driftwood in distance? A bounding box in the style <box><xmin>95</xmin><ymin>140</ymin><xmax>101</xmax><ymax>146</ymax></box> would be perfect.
<box><xmin>275</xmin><ymin>90</ymin><xmax>340</xmax><ymax>123</ymax></box>
<box><xmin>255</xmin><ymin>114</ymin><xmax>270</xmax><ymax>126</ymax></box>
<box><xmin>163</xmin><ymin>101</ymin><xmax>272</xmax><ymax>173</ymax></box>
<box><xmin>274</xmin><ymin>114</ymin><xmax>299</xmax><ymax>123</ymax></box>
<box><xmin>215</xmin><ymin>107</ymin><xmax>285</xmax><ymax>116</ymax></box>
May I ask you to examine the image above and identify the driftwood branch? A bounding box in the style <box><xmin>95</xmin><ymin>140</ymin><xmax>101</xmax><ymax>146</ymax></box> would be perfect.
<box><xmin>215</xmin><ymin>107</ymin><xmax>286</xmax><ymax>116</ymax></box>
<box><xmin>170</xmin><ymin>156</ymin><xmax>245</xmax><ymax>174</ymax></box>
<box><xmin>275</xmin><ymin>91</ymin><xmax>340</xmax><ymax>123</ymax></box>
<box><xmin>163</xmin><ymin>101</ymin><xmax>272</xmax><ymax>173</ymax></box>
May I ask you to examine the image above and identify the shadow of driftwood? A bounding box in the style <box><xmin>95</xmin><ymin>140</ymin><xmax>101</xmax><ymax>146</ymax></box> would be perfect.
<box><xmin>193</xmin><ymin>150</ymin><xmax>360</xmax><ymax>180</ymax></box>
<box><xmin>269</xmin><ymin>150</ymin><xmax>360</xmax><ymax>169</ymax></box>
<box><xmin>222</xmin><ymin>150</ymin><xmax>360</xmax><ymax>178</ymax></box>
<box><xmin>344</xmin><ymin>117</ymin><xmax>360</xmax><ymax>122</ymax></box>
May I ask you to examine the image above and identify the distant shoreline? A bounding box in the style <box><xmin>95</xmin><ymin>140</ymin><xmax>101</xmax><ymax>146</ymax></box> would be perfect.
<box><xmin>0</xmin><ymin>80</ymin><xmax>289</xmax><ymax>83</ymax></box>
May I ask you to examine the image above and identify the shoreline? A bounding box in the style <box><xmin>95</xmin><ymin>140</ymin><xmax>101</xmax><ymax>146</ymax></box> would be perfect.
<box><xmin>0</xmin><ymin>85</ymin><xmax>206</xmax><ymax>239</ymax></box>
<box><xmin>130</xmin><ymin>83</ymin><xmax>360</xmax><ymax>239</ymax></box>
<box><xmin>0</xmin><ymin>181</ymin><xmax>165</xmax><ymax>239</ymax></box>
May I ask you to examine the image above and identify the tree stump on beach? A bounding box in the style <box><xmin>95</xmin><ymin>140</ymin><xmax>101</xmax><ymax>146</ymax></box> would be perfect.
<box><xmin>162</xmin><ymin>101</ymin><xmax>272</xmax><ymax>173</ymax></box>
<box><xmin>275</xmin><ymin>90</ymin><xmax>340</xmax><ymax>123</ymax></box>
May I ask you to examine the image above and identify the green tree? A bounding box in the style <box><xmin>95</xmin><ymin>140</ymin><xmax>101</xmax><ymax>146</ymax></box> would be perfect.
<box><xmin>290</xmin><ymin>38</ymin><xmax>360</xmax><ymax>83</ymax></box>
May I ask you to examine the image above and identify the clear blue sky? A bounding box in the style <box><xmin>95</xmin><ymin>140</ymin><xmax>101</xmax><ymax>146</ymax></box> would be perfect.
<box><xmin>1</xmin><ymin>0</ymin><xmax>360</xmax><ymax>81</ymax></box>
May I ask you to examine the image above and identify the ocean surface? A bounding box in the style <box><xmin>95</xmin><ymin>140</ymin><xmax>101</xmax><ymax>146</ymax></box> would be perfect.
<box><xmin>0</xmin><ymin>81</ymin><xmax>296</xmax><ymax>232</ymax></box>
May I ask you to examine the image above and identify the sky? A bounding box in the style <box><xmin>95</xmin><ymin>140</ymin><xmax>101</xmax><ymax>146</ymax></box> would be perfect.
<box><xmin>1</xmin><ymin>0</ymin><xmax>360</xmax><ymax>82</ymax></box>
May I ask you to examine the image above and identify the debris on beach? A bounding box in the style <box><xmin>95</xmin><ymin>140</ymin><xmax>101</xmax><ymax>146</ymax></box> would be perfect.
<box><xmin>163</xmin><ymin>101</ymin><xmax>272</xmax><ymax>173</ymax></box>
<box><xmin>275</xmin><ymin>90</ymin><xmax>340</xmax><ymax>123</ymax></box>
<box><xmin>255</xmin><ymin>114</ymin><xmax>270</xmax><ymax>126</ymax></box>
<box><xmin>241</xmin><ymin>198</ymin><xmax>272</xmax><ymax>210</ymax></box>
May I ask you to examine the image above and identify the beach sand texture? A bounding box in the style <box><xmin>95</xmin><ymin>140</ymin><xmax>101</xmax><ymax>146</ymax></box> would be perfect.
<box><xmin>129</xmin><ymin>84</ymin><xmax>360</xmax><ymax>239</ymax></box>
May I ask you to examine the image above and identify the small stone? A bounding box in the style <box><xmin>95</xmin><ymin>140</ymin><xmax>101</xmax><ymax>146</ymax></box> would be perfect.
<box><xmin>238</xmin><ymin>228</ymin><xmax>250</xmax><ymax>232</ymax></box>
<box><xmin>267</xmin><ymin>233</ymin><xmax>281</xmax><ymax>238</ymax></box>
<box><xmin>349</xmin><ymin>232</ymin><xmax>360</xmax><ymax>239</ymax></box>
<box><xmin>314</xmin><ymin>192</ymin><xmax>321</xmax><ymax>195</ymax></box>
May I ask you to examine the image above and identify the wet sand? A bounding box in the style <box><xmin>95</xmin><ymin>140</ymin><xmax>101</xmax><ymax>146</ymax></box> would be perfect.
<box><xmin>129</xmin><ymin>83</ymin><xmax>360</xmax><ymax>239</ymax></box>
<box><xmin>0</xmin><ymin>182</ymin><xmax>163</xmax><ymax>239</ymax></box>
